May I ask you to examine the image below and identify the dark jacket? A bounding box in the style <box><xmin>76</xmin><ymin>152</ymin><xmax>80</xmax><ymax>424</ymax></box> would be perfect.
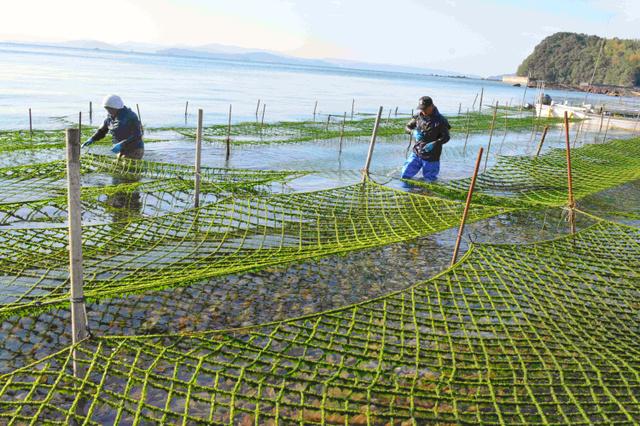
<box><xmin>406</xmin><ymin>107</ymin><xmax>451</xmax><ymax>161</ymax></box>
<box><xmin>91</xmin><ymin>106</ymin><xmax>144</xmax><ymax>154</ymax></box>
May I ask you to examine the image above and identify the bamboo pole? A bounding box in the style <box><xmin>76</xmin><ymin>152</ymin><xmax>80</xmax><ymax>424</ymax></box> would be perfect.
<box><xmin>471</xmin><ymin>93</ymin><xmax>478</xmax><ymax>111</ymax></box>
<box><xmin>89</xmin><ymin>101</ymin><xmax>93</xmax><ymax>123</ymax></box>
<box><xmin>451</xmin><ymin>146</ymin><xmax>484</xmax><ymax>266</ymax></box>
<box><xmin>29</xmin><ymin>108</ymin><xmax>33</xmax><ymax>138</ymax></box>
<box><xmin>598</xmin><ymin>106</ymin><xmax>605</xmax><ymax>133</ymax></box>
<box><xmin>483</xmin><ymin>101</ymin><xmax>498</xmax><ymax>172</ymax></box>
<box><xmin>520</xmin><ymin>84</ymin><xmax>528</xmax><ymax>114</ymax></box>
<box><xmin>78</xmin><ymin>112</ymin><xmax>82</xmax><ymax>142</ymax></box>
<box><xmin>136</xmin><ymin>104</ymin><xmax>142</xmax><ymax>123</ymax></box>
<box><xmin>563</xmin><ymin>111</ymin><xmax>575</xmax><ymax>234</ymax></box>
<box><xmin>478</xmin><ymin>87</ymin><xmax>484</xmax><ymax>112</ymax></box>
<box><xmin>65</xmin><ymin>127</ymin><xmax>88</xmax><ymax>379</ymax></box>
<box><xmin>534</xmin><ymin>125</ymin><xmax>549</xmax><ymax>157</ymax></box>
<box><xmin>313</xmin><ymin>100</ymin><xmax>318</xmax><ymax>122</ymax></box>
<box><xmin>351</xmin><ymin>99</ymin><xmax>355</xmax><ymax>121</ymax></box>
<box><xmin>573</xmin><ymin>118</ymin><xmax>583</xmax><ymax>149</ymax></box>
<box><xmin>260</xmin><ymin>103</ymin><xmax>266</xmax><ymax>129</ymax></box>
<box><xmin>386</xmin><ymin>108</ymin><xmax>392</xmax><ymax>125</ymax></box>
<box><xmin>362</xmin><ymin>106</ymin><xmax>383</xmax><ymax>181</ymax></box>
<box><xmin>184</xmin><ymin>101</ymin><xmax>189</xmax><ymax>120</ymax></box>
<box><xmin>255</xmin><ymin>99</ymin><xmax>261</xmax><ymax>119</ymax></box>
<box><xmin>463</xmin><ymin>109</ymin><xmax>471</xmax><ymax>155</ymax></box>
<box><xmin>394</xmin><ymin>106</ymin><xmax>398</xmax><ymax>117</ymax></box>
<box><xmin>339</xmin><ymin>112</ymin><xmax>346</xmax><ymax>154</ymax></box>
<box><xmin>458</xmin><ymin>103</ymin><xmax>462</xmax><ymax>115</ymax></box>
<box><xmin>601</xmin><ymin>114</ymin><xmax>611</xmax><ymax>144</ymax></box>
<box><xmin>194</xmin><ymin>109</ymin><xmax>203</xmax><ymax>208</ymax></box>
<box><xmin>226</xmin><ymin>104</ymin><xmax>232</xmax><ymax>161</ymax></box>
<box><xmin>326</xmin><ymin>114</ymin><xmax>331</xmax><ymax>131</ymax></box>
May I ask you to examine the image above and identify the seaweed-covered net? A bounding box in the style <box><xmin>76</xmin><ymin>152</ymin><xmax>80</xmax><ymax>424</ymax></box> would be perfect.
<box><xmin>178</xmin><ymin>111</ymin><xmax>563</xmax><ymax>145</ymax></box>
<box><xmin>1</xmin><ymin>217</ymin><xmax>638</xmax><ymax>424</ymax></box>
<box><xmin>426</xmin><ymin>138</ymin><xmax>640</xmax><ymax>207</ymax></box>
<box><xmin>0</xmin><ymin>181</ymin><xmax>506</xmax><ymax>319</ymax></box>
<box><xmin>0</xmin><ymin>154</ymin><xmax>303</xmax><ymax>225</ymax></box>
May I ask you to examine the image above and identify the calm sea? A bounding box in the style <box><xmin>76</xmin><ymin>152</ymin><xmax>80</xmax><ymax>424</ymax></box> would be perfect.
<box><xmin>1</xmin><ymin>42</ymin><xmax>635</xmax><ymax>130</ymax></box>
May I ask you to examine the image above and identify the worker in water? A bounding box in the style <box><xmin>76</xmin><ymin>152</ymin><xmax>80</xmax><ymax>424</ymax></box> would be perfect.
<box><xmin>402</xmin><ymin>96</ymin><xmax>450</xmax><ymax>181</ymax></box>
<box><xmin>82</xmin><ymin>94</ymin><xmax>144</xmax><ymax>159</ymax></box>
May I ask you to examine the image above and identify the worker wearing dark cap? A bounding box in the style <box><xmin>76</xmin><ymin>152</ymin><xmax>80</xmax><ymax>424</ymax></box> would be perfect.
<box><xmin>402</xmin><ymin>96</ymin><xmax>450</xmax><ymax>181</ymax></box>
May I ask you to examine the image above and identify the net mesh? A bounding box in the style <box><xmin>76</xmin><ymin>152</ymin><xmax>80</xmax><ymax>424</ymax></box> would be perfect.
<box><xmin>1</xmin><ymin>217</ymin><xmax>637</xmax><ymax>425</ymax></box>
<box><xmin>0</xmin><ymin>181</ymin><xmax>506</xmax><ymax>319</ymax></box>
<box><xmin>0</xmin><ymin>154</ymin><xmax>303</xmax><ymax>226</ymax></box>
<box><xmin>424</xmin><ymin>138</ymin><xmax>640</xmax><ymax>207</ymax></box>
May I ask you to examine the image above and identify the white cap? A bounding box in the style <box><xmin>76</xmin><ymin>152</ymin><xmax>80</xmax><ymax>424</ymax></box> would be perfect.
<box><xmin>102</xmin><ymin>94</ymin><xmax>124</xmax><ymax>109</ymax></box>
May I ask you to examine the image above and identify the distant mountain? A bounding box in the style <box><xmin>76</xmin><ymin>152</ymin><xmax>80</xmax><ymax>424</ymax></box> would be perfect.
<box><xmin>55</xmin><ymin>39</ymin><xmax>119</xmax><ymax>50</ymax></box>
<box><xmin>3</xmin><ymin>39</ymin><xmax>469</xmax><ymax>78</ymax></box>
<box><xmin>517</xmin><ymin>32</ymin><xmax>640</xmax><ymax>87</ymax></box>
<box><xmin>324</xmin><ymin>59</ymin><xmax>468</xmax><ymax>77</ymax></box>
<box><xmin>157</xmin><ymin>48</ymin><xmax>334</xmax><ymax>68</ymax></box>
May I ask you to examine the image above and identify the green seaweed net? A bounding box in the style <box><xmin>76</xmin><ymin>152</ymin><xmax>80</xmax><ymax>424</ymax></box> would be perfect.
<box><xmin>1</xmin><ymin>216</ymin><xmax>638</xmax><ymax>424</ymax></box>
<box><xmin>422</xmin><ymin>137</ymin><xmax>640</xmax><ymax>207</ymax></box>
<box><xmin>0</xmin><ymin>154</ymin><xmax>303</xmax><ymax>226</ymax></box>
<box><xmin>0</xmin><ymin>181</ymin><xmax>507</xmax><ymax>319</ymax></box>
<box><xmin>177</xmin><ymin>111</ymin><xmax>565</xmax><ymax>146</ymax></box>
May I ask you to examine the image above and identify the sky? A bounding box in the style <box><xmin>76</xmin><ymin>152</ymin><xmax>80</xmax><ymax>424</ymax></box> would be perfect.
<box><xmin>1</xmin><ymin>0</ymin><xmax>639</xmax><ymax>76</ymax></box>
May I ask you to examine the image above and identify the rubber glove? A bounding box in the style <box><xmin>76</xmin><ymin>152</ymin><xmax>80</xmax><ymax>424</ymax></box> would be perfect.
<box><xmin>421</xmin><ymin>142</ymin><xmax>436</xmax><ymax>154</ymax></box>
<box><xmin>412</xmin><ymin>129</ymin><xmax>424</xmax><ymax>141</ymax></box>
<box><xmin>81</xmin><ymin>138</ymin><xmax>94</xmax><ymax>148</ymax></box>
<box><xmin>111</xmin><ymin>142</ymin><xmax>123</xmax><ymax>154</ymax></box>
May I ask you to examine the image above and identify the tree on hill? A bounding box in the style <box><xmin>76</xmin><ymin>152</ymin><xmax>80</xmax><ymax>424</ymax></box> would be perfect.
<box><xmin>517</xmin><ymin>32</ymin><xmax>640</xmax><ymax>87</ymax></box>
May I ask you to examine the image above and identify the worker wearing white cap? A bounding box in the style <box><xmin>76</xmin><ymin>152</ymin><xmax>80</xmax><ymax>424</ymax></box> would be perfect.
<box><xmin>82</xmin><ymin>95</ymin><xmax>144</xmax><ymax>159</ymax></box>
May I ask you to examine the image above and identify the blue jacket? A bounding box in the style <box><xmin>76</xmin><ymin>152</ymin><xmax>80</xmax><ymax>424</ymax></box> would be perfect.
<box><xmin>91</xmin><ymin>106</ymin><xmax>144</xmax><ymax>154</ymax></box>
<box><xmin>406</xmin><ymin>107</ymin><xmax>451</xmax><ymax>161</ymax></box>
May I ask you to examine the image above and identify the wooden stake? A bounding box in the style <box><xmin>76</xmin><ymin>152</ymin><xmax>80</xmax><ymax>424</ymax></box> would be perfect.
<box><xmin>326</xmin><ymin>114</ymin><xmax>331</xmax><ymax>131</ymax></box>
<box><xmin>458</xmin><ymin>103</ymin><xmax>462</xmax><ymax>115</ymax></box>
<box><xmin>534</xmin><ymin>125</ymin><xmax>549</xmax><ymax>157</ymax></box>
<box><xmin>184</xmin><ymin>101</ymin><xmax>189</xmax><ymax>119</ymax></box>
<box><xmin>479</xmin><ymin>87</ymin><xmax>484</xmax><ymax>112</ymax></box>
<box><xmin>386</xmin><ymin>108</ymin><xmax>392</xmax><ymax>125</ymax></box>
<box><xmin>78</xmin><ymin>112</ymin><xmax>82</xmax><ymax>142</ymax></box>
<box><xmin>351</xmin><ymin>99</ymin><xmax>355</xmax><ymax>121</ymax></box>
<box><xmin>463</xmin><ymin>109</ymin><xmax>471</xmax><ymax>155</ymax></box>
<box><xmin>313</xmin><ymin>100</ymin><xmax>318</xmax><ymax>122</ymax></box>
<box><xmin>194</xmin><ymin>109</ymin><xmax>203</xmax><ymax>208</ymax></box>
<box><xmin>65</xmin><ymin>128</ymin><xmax>88</xmax><ymax>379</ymax></box>
<box><xmin>136</xmin><ymin>104</ymin><xmax>142</xmax><ymax>123</ymax></box>
<box><xmin>362</xmin><ymin>106</ymin><xmax>383</xmax><ymax>181</ymax></box>
<box><xmin>226</xmin><ymin>104</ymin><xmax>232</xmax><ymax>161</ymax></box>
<box><xmin>255</xmin><ymin>99</ymin><xmax>261</xmax><ymax>119</ymax></box>
<box><xmin>394</xmin><ymin>106</ymin><xmax>398</xmax><ymax>117</ymax></box>
<box><xmin>339</xmin><ymin>112</ymin><xmax>346</xmax><ymax>154</ymax></box>
<box><xmin>29</xmin><ymin>108</ymin><xmax>33</xmax><ymax>138</ymax></box>
<box><xmin>89</xmin><ymin>101</ymin><xmax>93</xmax><ymax>123</ymax></box>
<box><xmin>483</xmin><ymin>101</ymin><xmax>498</xmax><ymax>172</ymax></box>
<box><xmin>563</xmin><ymin>111</ymin><xmax>575</xmax><ymax>234</ymax></box>
<box><xmin>451</xmin><ymin>146</ymin><xmax>484</xmax><ymax>266</ymax></box>
<box><xmin>260</xmin><ymin>104</ymin><xmax>266</xmax><ymax>129</ymax></box>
